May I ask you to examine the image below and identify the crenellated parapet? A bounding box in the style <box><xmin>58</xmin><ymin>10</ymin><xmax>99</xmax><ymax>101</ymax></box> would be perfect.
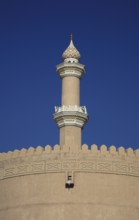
<box><xmin>82</xmin><ymin>144</ymin><xmax>139</xmax><ymax>158</ymax></box>
<box><xmin>0</xmin><ymin>145</ymin><xmax>60</xmax><ymax>160</ymax></box>
<box><xmin>0</xmin><ymin>144</ymin><xmax>139</xmax><ymax>160</ymax></box>
<box><xmin>0</xmin><ymin>144</ymin><xmax>139</xmax><ymax>180</ymax></box>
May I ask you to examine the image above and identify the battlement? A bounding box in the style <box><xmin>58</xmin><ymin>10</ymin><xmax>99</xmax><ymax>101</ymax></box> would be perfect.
<box><xmin>0</xmin><ymin>144</ymin><xmax>139</xmax><ymax>181</ymax></box>
<box><xmin>0</xmin><ymin>144</ymin><xmax>139</xmax><ymax>160</ymax></box>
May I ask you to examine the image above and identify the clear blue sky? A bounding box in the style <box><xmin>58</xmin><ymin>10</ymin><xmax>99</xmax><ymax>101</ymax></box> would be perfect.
<box><xmin>0</xmin><ymin>0</ymin><xmax>139</xmax><ymax>152</ymax></box>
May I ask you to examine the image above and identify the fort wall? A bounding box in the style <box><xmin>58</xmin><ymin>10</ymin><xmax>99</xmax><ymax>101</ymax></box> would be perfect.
<box><xmin>0</xmin><ymin>145</ymin><xmax>139</xmax><ymax>220</ymax></box>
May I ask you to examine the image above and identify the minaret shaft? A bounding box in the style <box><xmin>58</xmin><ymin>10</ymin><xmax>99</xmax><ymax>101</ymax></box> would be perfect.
<box><xmin>62</xmin><ymin>76</ymin><xmax>80</xmax><ymax>106</ymax></box>
<box><xmin>61</xmin><ymin>74</ymin><xmax>81</xmax><ymax>151</ymax></box>
<box><xmin>60</xmin><ymin>126</ymin><xmax>81</xmax><ymax>151</ymax></box>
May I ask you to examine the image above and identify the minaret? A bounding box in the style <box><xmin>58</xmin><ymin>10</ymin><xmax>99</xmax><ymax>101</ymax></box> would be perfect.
<box><xmin>54</xmin><ymin>35</ymin><xmax>88</xmax><ymax>152</ymax></box>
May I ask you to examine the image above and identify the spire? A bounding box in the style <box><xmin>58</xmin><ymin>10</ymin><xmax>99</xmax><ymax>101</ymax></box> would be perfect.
<box><xmin>62</xmin><ymin>35</ymin><xmax>81</xmax><ymax>60</ymax></box>
<box><xmin>70</xmin><ymin>33</ymin><xmax>73</xmax><ymax>40</ymax></box>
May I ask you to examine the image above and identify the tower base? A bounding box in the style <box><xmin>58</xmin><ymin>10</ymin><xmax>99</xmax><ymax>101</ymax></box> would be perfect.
<box><xmin>60</xmin><ymin>126</ymin><xmax>81</xmax><ymax>152</ymax></box>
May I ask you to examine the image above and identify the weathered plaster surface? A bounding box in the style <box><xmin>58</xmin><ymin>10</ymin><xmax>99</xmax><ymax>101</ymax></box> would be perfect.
<box><xmin>0</xmin><ymin>145</ymin><xmax>139</xmax><ymax>220</ymax></box>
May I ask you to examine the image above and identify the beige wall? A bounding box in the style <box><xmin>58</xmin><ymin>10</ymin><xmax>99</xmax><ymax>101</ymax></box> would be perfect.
<box><xmin>0</xmin><ymin>172</ymin><xmax>139</xmax><ymax>220</ymax></box>
<box><xmin>0</xmin><ymin>145</ymin><xmax>139</xmax><ymax>220</ymax></box>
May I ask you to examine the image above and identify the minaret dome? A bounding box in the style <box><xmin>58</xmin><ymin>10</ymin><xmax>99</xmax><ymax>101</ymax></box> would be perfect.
<box><xmin>62</xmin><ymin>34</ymin><xmax>81</xmax><ymax>62</ymax></box>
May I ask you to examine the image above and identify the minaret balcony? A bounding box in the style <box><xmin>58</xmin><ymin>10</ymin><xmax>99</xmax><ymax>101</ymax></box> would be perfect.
<box><xmin>56</xmin><ymin>62</ymin><xmax>85</xmax><ymax>79</ymax></box>
<box><xmin>53</xmin><ymin>105</ymin><xmax>88</xmax><ymax>128</ymax></box>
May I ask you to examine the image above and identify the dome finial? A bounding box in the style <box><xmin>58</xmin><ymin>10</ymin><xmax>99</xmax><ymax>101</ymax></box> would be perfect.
<box><xmin>70</xmin><ymin>33</ymin><xmax>73</xmax><ymax>41</ymax></box>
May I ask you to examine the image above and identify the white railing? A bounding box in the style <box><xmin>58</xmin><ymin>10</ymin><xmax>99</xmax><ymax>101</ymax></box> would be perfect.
<box><xmin>55</xmin><ymin>105</ymin><xmax>87</xmax><ymax>114</ymax></box>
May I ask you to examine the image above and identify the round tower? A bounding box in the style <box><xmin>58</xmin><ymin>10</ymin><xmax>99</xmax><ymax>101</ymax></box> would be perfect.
<box><xmin>54</xmin><ymin>35</ymin><xmax>88</xmax><ymax>152</ymax></box>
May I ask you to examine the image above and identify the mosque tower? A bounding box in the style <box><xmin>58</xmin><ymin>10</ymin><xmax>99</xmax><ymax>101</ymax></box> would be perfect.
<box><xmin>54</xmin><ymin>35</ymin><xmax>88</xmax><ymax>151</ymax></box>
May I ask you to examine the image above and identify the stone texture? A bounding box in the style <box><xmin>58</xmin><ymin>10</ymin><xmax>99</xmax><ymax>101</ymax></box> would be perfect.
<box><xmin>0</xmin><ymin>170</ymin><xmax>139</xmax><ymax>220</ymax></box>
